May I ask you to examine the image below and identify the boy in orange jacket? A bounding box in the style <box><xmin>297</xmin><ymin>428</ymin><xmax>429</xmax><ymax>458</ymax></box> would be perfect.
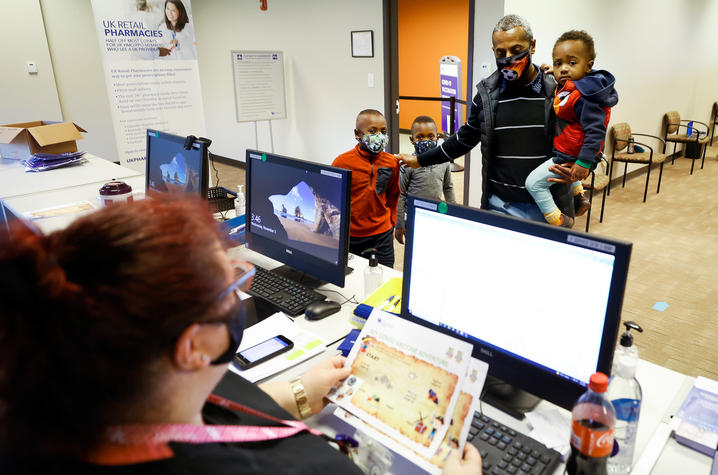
<box><xmin>332</xmin><ymin>109</ymin><xmax>400</xmax><ymax>267</ymax></box>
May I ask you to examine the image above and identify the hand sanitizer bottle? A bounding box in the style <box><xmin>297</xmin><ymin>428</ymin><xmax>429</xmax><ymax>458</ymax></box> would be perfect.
<box><xmin>607</xmin><ymin>321</ymin><xmax>643</xmax><ymax>474</ymax></box>
<box><xmin>362</xmin><ymin>248</ymin><xmax>383</xmax><ymax>298</ymax></box>
<box><xmin>234</xmin><ymin>185</ymin><xmax>246</xmax><ymax>217</ymax></box>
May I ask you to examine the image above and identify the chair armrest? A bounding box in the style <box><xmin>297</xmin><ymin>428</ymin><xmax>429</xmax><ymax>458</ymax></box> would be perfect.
<box><xmin>679</xmin><ymin>119</ymin><xmax>710</xmax><ymax>135</ymax></box>
<box><xmin>630</xmin><ymin>133</ymin><xmax>666</xmax><ymax>145</ymax></box>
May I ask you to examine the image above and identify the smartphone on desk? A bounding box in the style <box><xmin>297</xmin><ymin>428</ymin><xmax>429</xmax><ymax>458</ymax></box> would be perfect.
<box><xmin>233</xmin><ymin>335</ymin><xmax>294</xmax><ymax>370</ymax></box>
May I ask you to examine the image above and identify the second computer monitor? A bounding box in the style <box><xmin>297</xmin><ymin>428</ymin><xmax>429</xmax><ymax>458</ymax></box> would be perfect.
<box><xmin>245</xmin><ymin>150</ymin><xmax>351</xmax><ymax>288</ymax></box>
<box><xmin>400</xmin><ymin>196</ymin><xmax>632</xmax><ymax>411</ymax></box>
<box><xmin>145</xmin><ymin>129</ymin><xmax>209</xmax><ymax>198</ymax></box>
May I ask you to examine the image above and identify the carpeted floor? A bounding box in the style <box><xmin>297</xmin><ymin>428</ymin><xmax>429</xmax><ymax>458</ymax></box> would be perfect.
<box><xmin>213</xmin><ymin>145</ymin><xmax>718</xmax><ymax>381</ymax></box>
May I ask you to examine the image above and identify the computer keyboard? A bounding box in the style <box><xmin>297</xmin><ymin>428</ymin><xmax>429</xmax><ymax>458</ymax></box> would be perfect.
<box><xmin>247</xmin><ymin>265</ymin><xmax>326</xmax><ymax>316</ymax></box>
<box><xmin>468</xmin><ymin>411</ymin><xmax>561</xmax><ymax>475</ymax></box>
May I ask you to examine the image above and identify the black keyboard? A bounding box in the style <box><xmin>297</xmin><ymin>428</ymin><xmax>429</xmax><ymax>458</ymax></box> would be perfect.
<box><xmin>468</xmin><ymin>411</ymin><xmax>561</xmax><ymax>475</ymax></box>
<box><xmin>247</xmin><ymin>266</ymin><xmax>326</xmax><ymax>316</ymax></box>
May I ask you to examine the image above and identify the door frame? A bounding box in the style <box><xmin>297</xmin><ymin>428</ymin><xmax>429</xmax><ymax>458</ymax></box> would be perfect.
<box><xmin>383</xmin><ymin>0</ymin><xmax>475</xmax><ymax>205</ymax></box>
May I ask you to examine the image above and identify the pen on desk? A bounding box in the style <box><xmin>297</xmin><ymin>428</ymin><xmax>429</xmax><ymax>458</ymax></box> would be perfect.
<box><xmin>380</xmin><ymin>295</ymin><xmax>396</xmax><ymax>310</ymax></box>
<box><xmin>392</xmin><ymin>298</ymin><xmax>401</xmax><ymax>312</ymax></box>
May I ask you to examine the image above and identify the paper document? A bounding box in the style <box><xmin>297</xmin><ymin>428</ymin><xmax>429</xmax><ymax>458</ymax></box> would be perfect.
<box><xmin>327</xmin><ymin>309</ymin><xmax>474</xmax><ymax>460</ymax></box>
<box><xmin>25</xmin><ymin>201</ymin><xmax>96</xmax><ymax>220</ymax></box>
<box><xmin>229</xmin><ymin>312</ymin><xmax>326</xmax><ymax>382</ymax></box>
<box><xmin>334</xmin><ymin>356</ymin><xmax>488</xmax><ymax>474</ymax></box>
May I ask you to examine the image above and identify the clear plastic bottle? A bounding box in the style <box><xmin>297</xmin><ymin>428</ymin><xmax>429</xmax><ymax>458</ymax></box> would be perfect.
<box><xmin>607</xmin><ymin>321</ymin><xmax>643</xmax><ymax>474</ymax></box>
<box><xmin>234</xmin><ymin>184</ymin><xmax>246</xmax><ymax>217</ymax></box>
<box><xmin>567</xmin><ymin>372</ymin><xmax>616</xmax><ymax>475</ymax></box>
<box><xmin>362</xmin><ymin>248</ymin><xmax>383</xmax><ymax>298</ymax></box>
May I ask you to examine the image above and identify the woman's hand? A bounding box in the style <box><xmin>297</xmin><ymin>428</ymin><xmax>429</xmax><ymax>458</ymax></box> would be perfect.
<box><xmin>169</xmin><ymin>39</ymin><xmax>178</xmax><ymax>48</ymax></box>
<box><xmin>301</xmin><ymin>356</ymin><xmax>352</xmax><ymax>414</ymax></box>
<box><xmin>443</xmin><ymin>444</ymin><xmax>482</xmax><ymax>475</ymax></box>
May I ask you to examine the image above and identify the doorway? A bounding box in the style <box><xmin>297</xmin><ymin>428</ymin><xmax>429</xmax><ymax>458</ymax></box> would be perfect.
<box><xmin>383</xmin><ymin>0</ymin><xmax>475</xmax><ymax>204</ymax></box>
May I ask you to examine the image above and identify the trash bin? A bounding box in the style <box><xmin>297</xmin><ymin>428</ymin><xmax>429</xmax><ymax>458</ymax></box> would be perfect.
<box><xmin>684</xmin><ymin>136</ymin><xmax>704</xmax><ymax>159</ymax></box>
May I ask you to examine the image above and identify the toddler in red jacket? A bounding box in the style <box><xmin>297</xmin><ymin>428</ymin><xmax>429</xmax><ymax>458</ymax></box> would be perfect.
<box><xmin>525</xmin><ymin>30</ymin><xmax>618</xmax><ymax>227</ymax></box>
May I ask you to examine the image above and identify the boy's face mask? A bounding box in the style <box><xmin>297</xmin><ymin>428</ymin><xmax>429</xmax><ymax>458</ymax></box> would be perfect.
<box><xmin>496</xmin><ymin>49</ymin><xmax>531</xmax><ymax>82</ymax></box>
<box><xmin>360</xmin><ymin>132</ymin><xmax>389</xmax><ymax>154</ymax></box>
<box><xmin>413</xmin><ymin>139</ymin><xmax>438</xmax><ymax>155</ymax></box>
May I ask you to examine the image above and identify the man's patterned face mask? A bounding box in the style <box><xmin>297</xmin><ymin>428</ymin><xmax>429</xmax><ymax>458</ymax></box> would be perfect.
<box><xmin>413</xmin><ymin>139</ymin><xmax>437</xmax><ymax>155</ymax></box>
<box><xmin>360</xmin><ymin>132</ymin><xmax>389</xmax><ymax>154</ymax></box>
<box><xmin>496</xmin><ymin>49</ymin><xmax>531</xmax><ymax>82</ymax></box>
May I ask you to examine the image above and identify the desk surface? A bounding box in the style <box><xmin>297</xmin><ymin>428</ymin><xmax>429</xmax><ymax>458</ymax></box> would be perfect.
<box><xmin>3</xmin><ymin>175</ymin><xmax>147</xmax><ymax>235</ymax></box>
<box><xmin>0</xmin><ymin>154</ymin><xmax>142</xmax><ymax>199</ymax></box>
<box><xmin>232</xmin><ymin>245</ymin><xmax>711</xmax><ymax>474</ymax></box>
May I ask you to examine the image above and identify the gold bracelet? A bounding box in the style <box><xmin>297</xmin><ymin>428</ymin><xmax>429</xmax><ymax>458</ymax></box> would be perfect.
<box><xmin>291</xmin><ymin>377</ymin><xmax>312</xmax><ymax>419</ymax></box>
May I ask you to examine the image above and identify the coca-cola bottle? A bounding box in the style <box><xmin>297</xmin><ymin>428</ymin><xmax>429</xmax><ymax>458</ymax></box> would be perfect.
<box><xmin>566</xmin><ymin>372</ymin><xmax>616</xmax><ymax>475</ymax></box>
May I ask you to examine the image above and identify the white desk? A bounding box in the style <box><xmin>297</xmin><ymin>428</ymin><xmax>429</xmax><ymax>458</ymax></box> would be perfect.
<box><xmin>229</xmin><ymin>245</ymin><xmax>401</xmax><ymax>346</ymax></box>
<box><xmin>0</xmin><ymin>154</ymin><xmax>141</xmax><ymax>200</ymax></box>
<box><xmin>2</xmin><ymin>175</ymin><xmax>147</xmax><ymax>234</ymax></box>
<box><xmin>230</xmin><ymin>245</ymin><xmax>712</xmax><ymax>474</ymax></box>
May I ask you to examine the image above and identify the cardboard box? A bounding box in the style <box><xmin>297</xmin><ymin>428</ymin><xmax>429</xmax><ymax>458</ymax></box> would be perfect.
<box><xmin>0</xmin><ymin>121</ymin><xmax>86</xmax><ymax>160</ymax></box>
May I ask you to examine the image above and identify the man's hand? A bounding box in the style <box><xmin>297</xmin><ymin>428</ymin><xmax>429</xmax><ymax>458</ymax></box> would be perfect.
<box><xmin>301</xmin><ymin>356</ymin><xmax>351</xmax><ymax>414</ymax></box>
<box><xmin>158</xmin><ymin>47</ymin><xmax>171</xmax><ymax>56</ymax></box>
<box><xmin>396</xmin><ymin>153</ymin><xmax>420</xmax><ymax>169</ymax></box>
<box><xmin>394</xmin><ymin>227</ymin><xmax>405</xmax><ymax>244</ymax></box>
<box><xmin>569</xmin><ymin>162</ymin><xmax>590</xmax><ymax>182</ymax></box>
<box><xmin>540</xmin><ymin>63</ymin><xmax>554</xmax><ymax>76</ymax></box>
<box><xmin>442</xmin><ymin>444</ymin><xmax>482</xmax><ymax>475</ymax></box>
<box><xmin>546</xmin><ymin>162</ymin><xmax>575</xmax><ymax>184</ymax></box>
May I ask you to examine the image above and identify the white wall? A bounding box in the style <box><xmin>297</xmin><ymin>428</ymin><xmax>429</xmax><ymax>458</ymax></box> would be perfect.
<box><xmin>40</xmin><ymin>0</ymin><xmax>119</xmax><ymax>163</ymax></box>
<box><xmin>193</xmin><ymin>0</ymin><xmax>385</xmax><ymax>164</ymax></box>
<box><xmin>504</xmin><ymin>0</ymin><xmax>718</xmax><ymax>157</ymax></box>
<box><xmin>0</xmin><ymin>0</ymin><xmax>62</xmax><ymax>124</ymax></box>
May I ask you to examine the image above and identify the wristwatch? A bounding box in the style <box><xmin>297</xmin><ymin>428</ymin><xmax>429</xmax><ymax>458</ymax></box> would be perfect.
<box><xmin>291</xmin><ymin>377</ymin><xmax>312</xmax><ymax>419</ymax></box>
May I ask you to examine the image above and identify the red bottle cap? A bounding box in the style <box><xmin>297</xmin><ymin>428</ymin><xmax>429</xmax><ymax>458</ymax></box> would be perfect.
<box><xmin>588</xmin><ymin>372</ymin><xmax>609</xmax><ymax>393</ymax></box>
<box><xmin>100</xmin><ymin>181</ymin><xmax>132</xmax><ymax>195</ymax></box>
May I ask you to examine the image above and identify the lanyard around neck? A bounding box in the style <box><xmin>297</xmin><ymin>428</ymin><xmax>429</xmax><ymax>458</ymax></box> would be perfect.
<box><xmin>107</xmin><ymin>393</ymin><xmax>322</xmax><ymax>445</ymax></box>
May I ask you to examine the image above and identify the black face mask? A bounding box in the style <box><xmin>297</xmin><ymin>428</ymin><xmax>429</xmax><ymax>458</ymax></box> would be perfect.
<box><xmin>211</xmin><ymin>304</ymin><xmax>246</xmax><ymax>365</ymax></box>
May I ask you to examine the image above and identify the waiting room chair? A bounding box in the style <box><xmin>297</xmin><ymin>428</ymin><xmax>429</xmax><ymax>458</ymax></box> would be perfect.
<box><xmin>580</xmin><ymin>154</ymin><xmax>609</xmax><ymax>232</ymax></box>
<box><xmin>662</xmin><ymin>111</ymin><xmax>710</xmax><ymax>174</ymax></box>
<box><xmin>702</xmin><ymin>101</ymin><xmax>718</xmax><ymax>169</ymax></box>
<box><xmin>608</xmin><ymin>123</ymin><xmax>667</xmax><ymax>203</ymax></box>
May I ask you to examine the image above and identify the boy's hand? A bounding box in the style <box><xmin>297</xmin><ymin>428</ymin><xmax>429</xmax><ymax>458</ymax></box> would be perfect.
<box><xmin>569</xmin><ymin>162</ymin><xmax>590</xmax><ymax>182</ymax></box>
<box><xmin>540</xmin><ymin>63</ymin><xmax>554</xmax><ymax>76</ymax></box>
<box><xmin>396</xmin><ymin>153</ymin><xmax>420</xmax><ymax>169</ymax></box>
<box><xmin>394</xmin><ymin>227</ymin><xmax>405</xmax><ymax>244</ymax></box>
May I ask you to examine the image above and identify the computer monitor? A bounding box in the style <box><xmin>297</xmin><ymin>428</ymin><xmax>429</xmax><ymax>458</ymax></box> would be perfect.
<box><xmin>400</xmin><ymin>196</ymin><xmax>632</xmax><ymax>413</ymax></box>
<box><xmin>245</xmin><ymin>150</ymin><xmax>351</xmax><ymax>288</ymax></box>
<box><xmin>145</xmin><ymin>129</ymin><xmax>209</xmax><ymax>197</ymax></box>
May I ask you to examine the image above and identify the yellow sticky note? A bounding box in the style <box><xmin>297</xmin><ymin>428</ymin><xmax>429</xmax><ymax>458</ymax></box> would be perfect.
<box><xmin>304</xmin><ymin>339</ymin><xmax>322</xmax><ymax>351</ymax></box>
<box><xmin>285</xmin><ymin>349</ymin><xmax>305</xmax><ymax>361</ymax></box>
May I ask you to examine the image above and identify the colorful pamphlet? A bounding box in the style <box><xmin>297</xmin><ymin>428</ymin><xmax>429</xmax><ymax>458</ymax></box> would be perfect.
<box><xmin>328</xmin><ymin>309</ymin><xmax>486</xmax><ymax>468</ymax></box>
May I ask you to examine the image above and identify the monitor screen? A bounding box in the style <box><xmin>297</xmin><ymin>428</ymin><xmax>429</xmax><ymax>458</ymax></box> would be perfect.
<box><xmin>145</xmin><ymin>130</ymin><xmax>208</xmax><ymax>197</ymax></box>
<box><xmin>400</xmin><ymin>196</ymin><xmax>632</xmax><ymax>410</ymax></box>
<box><xmin>245</xmin><ymin>150</ymin><xmax>351</xmax><ymax>288</ymax></box>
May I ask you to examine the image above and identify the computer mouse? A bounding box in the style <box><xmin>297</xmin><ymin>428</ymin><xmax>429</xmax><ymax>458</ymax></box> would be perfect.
<box><xmin>304</xmin><ymin>300</ymin><xmax>342</xmax><ymax>321</ymax></box>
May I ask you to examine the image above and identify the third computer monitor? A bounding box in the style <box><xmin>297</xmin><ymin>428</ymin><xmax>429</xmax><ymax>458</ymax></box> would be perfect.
<box><xmin>400</xmin><ymin>196</ymin><xmax>632</xmax><ymax>411</ymax></box>
<box><xmin>245</xmin><ymin>150</ymin><xmax>351</xmax><ymax>288</ymax></box>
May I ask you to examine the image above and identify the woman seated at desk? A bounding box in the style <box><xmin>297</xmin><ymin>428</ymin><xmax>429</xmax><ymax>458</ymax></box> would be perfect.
<box><xmin>0</xmin><ymin>197</ymin><xmax>479</xmax><ymax>474</ymax></box>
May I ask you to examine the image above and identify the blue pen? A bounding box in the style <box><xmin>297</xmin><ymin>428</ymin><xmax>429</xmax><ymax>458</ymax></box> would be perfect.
<box><xmin>380</xmin><ymin>295</ymin><xmax>396</xmax><ymax>310</ymax></box>
<box><xmin>218</xmin><ymin>266</ymin><xmax>256</xmax><ymax>300</ymax></box>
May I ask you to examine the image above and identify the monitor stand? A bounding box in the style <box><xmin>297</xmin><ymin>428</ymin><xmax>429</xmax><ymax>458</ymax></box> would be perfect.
<box><xmin>270</xmin><ymin>264</ymin><xmax>327</xmax><ymax>290</ymax></box>
<box><xmin>481</xmin><ymin>375</ymin><xmax>541</xmax><ymax>420</ymax></box>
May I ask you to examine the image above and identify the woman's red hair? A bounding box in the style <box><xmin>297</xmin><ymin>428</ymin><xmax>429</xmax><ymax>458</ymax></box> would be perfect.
<box><xmin>0</xmin><ymin>196</ymin><xmax>231</xmax><ymax>463</ymax></box>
